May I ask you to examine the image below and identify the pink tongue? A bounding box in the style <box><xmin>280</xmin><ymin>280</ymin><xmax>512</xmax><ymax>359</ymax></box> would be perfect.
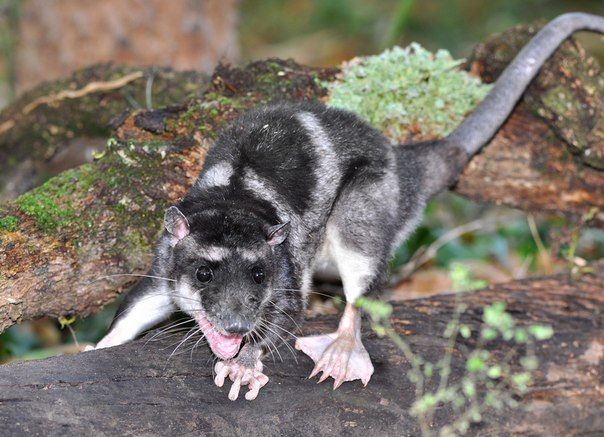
<box><xmin>196</xmin><ymin>312</ymin><xmax>243</xmax><ymax>360</ymax></box>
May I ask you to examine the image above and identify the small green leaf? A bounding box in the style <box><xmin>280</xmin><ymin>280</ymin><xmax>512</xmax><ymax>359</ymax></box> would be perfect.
<box><xmin>484</xmin><ymin>392</ymin><xmax>503</xmax><ymax>409</ymax></box>
<box><xmin>520</xmin><ymin>356</ymin><xmax>538</xmax><ymax>370</ymax></box>
<box><xmin>443</xmin><ymin>321</ymin><xmax>456</xmax><ymax>337</ymax></box>
<box><xmin>512</xmin><ymin>372</ymin><xmax>532</xmax><ymax>392</ymax></box>
<box><xmin>483</xmin><ymin>301</ymin><xmax>515</xmax><ymax>333</ymax></box>
<box><xmin>528</xmin><ymin>324</ymin><xmax>554</xmax><ymax>340</ymax></box>
<box><xmin>58</xmin><ymin>315</ymin><xmax>76</xmax><ymax>329</ymax></box>
<box><xmin>460</xmin><ymin>324</ymin><xmax>471</xmax><ymax>339</ymax></box>
<box><xmin>462</xmin><ymin>378</ymin><xmax>475</xmax><ymax>397</ymax></box>
<box><xmin>481</xmin><ymin>327</ymin><xmax>497</xmax><ymax>341</ymax></box>
<box><xmin>514</xmin><ymin>328</ymin><xmax>528</xmax><ymax>343</ymax></box>
<box><xmin>487</xmin><ymin>365</ymin><xmax>502</xmax><ymax>379</ymax></box>
<box><xmin>466</xmin><ymin>356</ymin><xmax>485</xmax><ymax>373</ymax></box>
<box><xmin>356</xmin><ymin>297</ymin><xmax>392</xmax><ymax>321</ymax></box>
<box><xmin>423</xmin><ymin>362</ymin><xmax>433</xmax><ymax>377</ymax></box>
<box><xmin>91</xmin><ymin>150</ymin><xmax>106</xmax><ymax>160</ymax></box>
<box><xmin>372</xmin><ymin>324</ymin><xmax>386</xmax><ymax>337</ymax></box>
<box><xmin>470</xmin><ymin>410</ymin><xmax>482</xmax><ymax>423</ymax></box>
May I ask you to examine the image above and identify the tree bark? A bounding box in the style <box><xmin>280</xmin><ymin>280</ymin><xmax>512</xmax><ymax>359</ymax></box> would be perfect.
<box><xmin>457</xmin><ymin>23</ymin><xmax>604</xmax><ymax>218</ymax></box>
<box><xmin>0</xmin><ymin>24</ymin><xmax>603</xmax><ymax>332</ymax></box>
<box><xmin>0</xmin><ymin>64</ymin><xmax>208</xmax><ymax>200</ymax></box>
<box><xmin>0</xmin><ymin>265</ymin><xmax>601</xmax><ymax>435</ymax></box>
<box><xmin>14</xmin><ymin>0</ymin><xmax>239</xmax><ymax>94</ymax></box>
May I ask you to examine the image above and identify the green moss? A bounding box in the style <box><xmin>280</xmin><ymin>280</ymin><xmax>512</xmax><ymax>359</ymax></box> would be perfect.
<box><xmin>17</xmin><ymin>191</ymin><xmax>75</xmax><ymax>232</ymax></box>
<box><xmin>324</xmin><ymin>43</ymin><xmax>492</xmax><ymax>140</ymax></box>
<box><xmin>0</xmin><ymin>215</ymin><xmax>19</xmax><ymax>231</ymax></box>
<box><xmin>121</xmin><ymin>228</ymin><xmax>153</xmax><ymax>255</ymax></box>
<box><xmin>10</xmin><ymin>137</ymin><xmax>168</xmax><ymax>242</ymax></box>
<box><xmin>540</xmin><ymin>85</ymin><xmax>590</xmax><ymax>153</ymax></box>
<box><xmin>14</xmin><ymin>163</ymin><xmax>98</xmax><ymax>232</ymax></box>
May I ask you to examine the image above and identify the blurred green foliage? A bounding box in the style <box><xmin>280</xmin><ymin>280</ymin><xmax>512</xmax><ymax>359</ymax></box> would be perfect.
<box><xmin>359</xmin><ymin>277</ymin><xmax>554</xmax><ymax>436</ymax></box>
<box><xmin>241</xmin><ymin>0</ymin><xmax>604</xmax><ymax>64</ymax></box>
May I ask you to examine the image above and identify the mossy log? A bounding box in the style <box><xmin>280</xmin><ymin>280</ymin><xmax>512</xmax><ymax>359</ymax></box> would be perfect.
<box><xmin>458</xmin><ymin>23</ymin><xmax>604</xmax><ymax>217</ymax></box>
<box><xmin>0</xmin><ymin>64</ymin><xmax>208</xmax><ymax>199</ymax></box>
<box><xmin>0</xmin><ymin>24</ymin><xmax>603</xmax><ymax>333</ymax></box>
<box><xmin>0</xmin><ymin>264</ymin><xmax>601</xmax><ymax>435</ymax></box>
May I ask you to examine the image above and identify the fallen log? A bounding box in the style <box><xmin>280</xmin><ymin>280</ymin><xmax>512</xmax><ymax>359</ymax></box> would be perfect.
<box><xmin>1</xmin><ymin>23</ymin><xmax>603</xmax><ymax>332</ymax></box>
<box><xmin>0</xmin><ymin>264</ymin><xmax>601</xmax><ymax>435</ymax></box>
<box><xmin>0</xmin><ymin>64</ymin><xmax>207</xmax><ymax>199</ymax></box>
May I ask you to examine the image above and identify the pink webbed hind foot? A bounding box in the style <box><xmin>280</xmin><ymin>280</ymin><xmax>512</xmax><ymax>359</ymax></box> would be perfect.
<box><xmin>295</xmin><ymin>304</ymin><xmax>374</xmax><ymax>389</ymax></box>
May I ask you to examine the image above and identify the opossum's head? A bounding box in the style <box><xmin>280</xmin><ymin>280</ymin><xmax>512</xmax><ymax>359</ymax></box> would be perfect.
<box><xmin>163</xmin><ymin>206</ymin><xmax>300</xmax><ymax>360</ymax></box>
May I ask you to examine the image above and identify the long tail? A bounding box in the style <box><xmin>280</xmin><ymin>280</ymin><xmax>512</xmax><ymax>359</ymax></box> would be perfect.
<box><xmin>447</xmin><ymin>12</ymin><xmax>604</xmax><ymax>156</ymax></box>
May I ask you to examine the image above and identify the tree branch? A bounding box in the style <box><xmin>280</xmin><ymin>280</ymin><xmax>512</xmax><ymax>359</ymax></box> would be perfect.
<box><xmin>0</xmin><ymin>24</ymin><xmax>602</xmax><ymax>332</ymax></box>
<box><xmin>0</xmin><ymin>64</ymin><xmax>208</xmax><ymax>199</ymax></box>
<box><xmin>0</xmin><ymin>265</ymin><xmax>601</xmax><ymax>434</ymax></box>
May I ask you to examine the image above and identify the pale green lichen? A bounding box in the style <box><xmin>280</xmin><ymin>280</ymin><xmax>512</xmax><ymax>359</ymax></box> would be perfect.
<box><xmin>324</xmin><ymin>43</ymin><xmax>492</xmax><ymax>140</ymax></box>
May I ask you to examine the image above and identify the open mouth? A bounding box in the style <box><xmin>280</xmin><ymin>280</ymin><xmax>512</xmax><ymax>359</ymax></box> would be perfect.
<box><xmin>195</xmin><ymin>311</ymin><xmax>243</xmax><ymax>360</ymax></box>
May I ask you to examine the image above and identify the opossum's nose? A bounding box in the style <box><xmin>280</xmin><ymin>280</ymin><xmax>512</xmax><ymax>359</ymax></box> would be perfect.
<box><xmin>223</xmin><ymin>317</ymin><xmax>252</xmax><ymax>335</ymax></box>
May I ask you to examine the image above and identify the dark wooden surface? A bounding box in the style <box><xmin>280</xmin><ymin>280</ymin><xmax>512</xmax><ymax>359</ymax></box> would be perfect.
<box><xmin>1</xmin><ymin>264</ymin><xmax>602</xmax><ymax>436</ymax></box>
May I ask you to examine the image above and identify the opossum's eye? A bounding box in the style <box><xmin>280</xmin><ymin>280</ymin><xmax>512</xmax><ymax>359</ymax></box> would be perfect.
<box><xmin>251</xmin><ymin>266</ymin><xmax>265</xmax><ymax>284</ymax></box>
<box><xmin>196</xmin><ymin>265</ymin><xmax>213</xmax><ymax>283</ymax></box>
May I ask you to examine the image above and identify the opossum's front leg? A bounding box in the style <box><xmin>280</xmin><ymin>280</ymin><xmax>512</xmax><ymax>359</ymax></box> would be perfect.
<box><xmin>87</xmin><ymin>276</ymin><xmax>175</xmax><ymax>350</ymax></box>
<box><xmin>214</xmin><ymin>343</ymin><xmax>268</xmax><ymax>401</ymax></box>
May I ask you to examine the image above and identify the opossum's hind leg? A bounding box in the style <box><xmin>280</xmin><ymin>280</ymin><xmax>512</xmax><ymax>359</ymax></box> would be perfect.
<box><xmin>296</xmin><ymin>170</ymin><xmax>396</xmax><ymax>387</ymax></box>
<box><xmin>295</xmin><ymin>303</ymin><xmax>373</xmax><ymax>388</ymax></box>
<box><xmin>86</xmin><ymin>276</ymin><xmax>175</xmax><ymax>350</ymax></box>
<box><xmin>295</xmin><ymin>223</ymin><xmax>379</xmax><ymax>387</ymax></box>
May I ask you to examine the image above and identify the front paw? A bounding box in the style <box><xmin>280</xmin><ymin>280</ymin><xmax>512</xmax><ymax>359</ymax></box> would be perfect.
<box><xmin>214</xmin><ymin>358</ymin><xmax>269</xmax><ymax>401</ymax></box>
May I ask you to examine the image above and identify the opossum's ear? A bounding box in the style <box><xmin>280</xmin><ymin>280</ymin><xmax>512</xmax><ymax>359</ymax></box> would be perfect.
<box><xmin>265</xmin><ymin>222</ymin><xmax>289</xmax><ymax>246</ymax></box>
<box><xmin>165</xmin><ymin>206</ymin><xmax>190</xmax><ymax>246</ymax></box>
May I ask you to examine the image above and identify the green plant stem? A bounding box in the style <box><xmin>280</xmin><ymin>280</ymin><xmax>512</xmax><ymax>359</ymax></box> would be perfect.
<box><xmin>384</xmin><ymin>0</ymin><xmax>416</xmax><ymax>48</ymax></box>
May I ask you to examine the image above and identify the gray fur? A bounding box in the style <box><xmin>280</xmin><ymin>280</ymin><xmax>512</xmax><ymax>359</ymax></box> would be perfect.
<box><xmin>449</xmin><ymin>12</ymin><xmax>604</xmax><ymax>156</ymax></box>
<box><xmin>100</xmin><ymin>13</ymin><xmax>604</xmax><ymax>362</ymax></box>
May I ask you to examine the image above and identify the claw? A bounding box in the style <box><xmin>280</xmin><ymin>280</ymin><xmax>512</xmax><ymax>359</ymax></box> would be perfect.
<box><xmin>297</xmin><ymin>331</ymin><xmax>374</xmax><ymax>389</ymax></box>
<box><xmin>214</xmin><ymin>355</ymin><xmax>268</xmax><ymax>401</ymax></box>
<box><xmin>318</xmin><ymin>370</ymin><xmax>330</xmax><ymax>384</ymax></box>
<box><xmin>228</xmin><ymin>377</ymin><xmax>242</xmax><ymax>401</ymax></box>
<box><xmin>309</xmin><ymin>364</ymin><xmax>321</xmax><ymax>379</ymax></box>
<box><xmin>333</xmin><ymin>375</ymin><xmax>345</xmax><ymax>390</ymax></box>
<box><xmin>214</xmin><ymin>361</ymin><xmax>230</xmax><ymax>387</ymax></box>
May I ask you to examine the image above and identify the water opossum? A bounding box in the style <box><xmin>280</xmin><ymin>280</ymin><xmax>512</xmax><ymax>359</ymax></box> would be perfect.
<box><xmin>91</xmin><ymin>13</ymin><xmax>604</xmax><ymax>401</ymax></box>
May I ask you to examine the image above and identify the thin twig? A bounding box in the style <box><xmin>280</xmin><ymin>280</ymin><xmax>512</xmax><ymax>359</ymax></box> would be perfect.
<box><xmin>22</xmin><ymin>71</ymin><xmax>144</xmax><ymax>114</ymax></box>
<box><xmin>390</xmin><ymin>214</ymin><xmax>515</xmax><ymax>286</ymax></box>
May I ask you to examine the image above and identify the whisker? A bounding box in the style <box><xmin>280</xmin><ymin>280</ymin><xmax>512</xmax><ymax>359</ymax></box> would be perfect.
<box><xmin>84</xmin><ymin>273</ymin><xmax>176</xmax><ymax>285</ymax></box>
<box><xmin>167</xmin><ymin>327</ymin><xmax>201</xmax><ymax>361</ymax></box>
<box><xmin>268</xmin><ymin>299</ymin><xmax>302</xmax><ymax>332</ymax></box>
<box><xmin>264</xmin><ymin>318</ymin><xmax>299</xmax><ymax>340</ymax></box>
<box><xmin>190</xmin><ymin>333</ymin><xmax>207</xmax><ymax>361</ymax></box>
<box><xmin>274</xmin><ymin>288</ymin><xmax>346</xmax><ymax>303</ymax></box>
<box><xmin>254</xmin><ymin>324</ymin><xmax>277</xmax><ymax>364</ymax></box>
<box><xmin>306</xmin><ymin>291</ymin><xmax>346</xmax><ymax>303</ymax></box>
<box><xmin>257</xmin><ymin>319</ymin><xmax>284</xmax><ymax>362</ymax></box>
<box><xmin>262</xmin><ymin>319</ymin><xmax>298</xmax><ymax>362</ymax></box>
<box><xmin>144</xmin><ymin>319</ymin><xmax>195</xmax><ymax>344</ymax></box>
<box><xmin>159</xmin><ymin>327</ymin><xmax>196</xmax><ymax>351</ymax></box>
<box><xmin>146</xmin><ymin>328</ymin><xmax>194</xmax><ymax>345</ymax></box>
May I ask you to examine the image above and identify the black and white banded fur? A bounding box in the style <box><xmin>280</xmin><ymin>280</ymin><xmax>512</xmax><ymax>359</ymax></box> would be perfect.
<box><xmin>91</xmin><ymin>13</ymin><xmax>604</xmax><ymax>401</ymax></box>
